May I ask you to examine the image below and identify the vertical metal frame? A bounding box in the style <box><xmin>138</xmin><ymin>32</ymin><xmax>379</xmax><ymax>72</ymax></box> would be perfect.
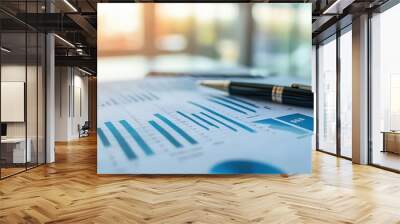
<box><xmin>336</xmin><ymin>27</ymin><xmax>341</xmax><ymax>157</ymax></box>
<box><xmin>44</xmin><ymin>0</ymin><xmax>48</xmax><ymax>165</ymax></box>
<box><xmin>36</xmin><ymin>0</ymin><xmax>40</xmax><ymax>168</ymax></box>
<box><xmin>24</xmin><ymin>0</ymin><xmax>28</xmax><ymax>171</ymax></box>
<box><xmin>367</xmin><ymin>11</ymin><xmax>373</xmax><ymax>165</ymax></box>
<box><xmin>0</xmin><ymin>19</ymin><xmax>2</xmax><ymax>179</ymax></box>
<box><xmin>315</xmin><ymin>44</ymin><xmax>320</xmax><ymax>150</ymax></box>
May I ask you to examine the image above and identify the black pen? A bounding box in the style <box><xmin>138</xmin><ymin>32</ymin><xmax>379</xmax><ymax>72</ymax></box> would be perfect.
<box><xmin>199</xmin><ymin>80</ymin><xmax>313</xmax><ymax>108</ymax></box>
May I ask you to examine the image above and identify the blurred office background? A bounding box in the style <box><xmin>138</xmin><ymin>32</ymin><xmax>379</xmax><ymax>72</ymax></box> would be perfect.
<box><xmin>97</xmin><ymin>3</ymin><xmax>311</xmax><ymax>81</ymax></box>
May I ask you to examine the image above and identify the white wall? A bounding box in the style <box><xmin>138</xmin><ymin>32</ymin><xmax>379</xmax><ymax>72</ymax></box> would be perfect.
<box><xmin>1</xmin><ymin>65</ymin><xmax>37</xmax><ymax>138</ymax></box>
<box><xmin>55</xmin><ymin>67</ymin><xmax>89</xmax><ymax>141</ymax></box>
<box><xmin>1</xmin><ymin>63</ymin><xmax>46</xmax><ymax>164</ymax></box>
<box><xmin>55</xmin><ymin>66</ymin><xmax>70</xmax><ymax>141</ymax></box>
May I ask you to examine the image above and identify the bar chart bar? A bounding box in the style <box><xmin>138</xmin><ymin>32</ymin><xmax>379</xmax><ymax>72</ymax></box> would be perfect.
<box><xmin>119</xmin><ymin>120</ymin><xmax>154</xmax><ymax>156</ymax></box>
<box><xmin>208</xmin><ymin>98</ymin><xmax>247</xmax><ymax>115</ymax></box>
<box><xmin>110</xmin><ymin>98</ymin><xmax>119</xmax><ymax>105</ymax></box>
<box><xmin>104</xmin><ymin>122</ymin><xmax>138</xmax><ymax>159</ymax></box>
<box><xmin>149</xmin><ymin>120</ymin><xmax>183</xmax><ymax>148</ymax></box>
<box><xmin>189</xmin><ymin>101</ymin><xmax>256</xmax><ymax>133</ymax></box>
<box><xmin>147</xmin><ymin>92</ymin><xmax>160</xmax><ymax>100</ymax></box>
<box><xmin>192</xmin><ymin>114</ymin><xmax>219</xmax><ymax>128</ymax></box>
<box><xmin>276</xmin><ymin>113</ymin><xmax>313</xmax><ymax>131</ymax></box>
<box><xmin>226</xmin><ymin>96</ymin><xmax>259</xmax><ymax>108</ymax></box>
<box><xmin>121</xmin><ymin>95</ymin><xmax>132</xmax><ymax>103</ymax></box>
<box><xmin>177</xmin><ymin>111</ymin><xmax>209</xmax><ymax>130</ymax></box>
<box><xmin>200</xmin><ymin>112</ymin><xmax>237</xmax><ymax>131</ymax></box>
<box><xmin>211</xmin><ymin>96</ymin><xmax>256</xmax><ymax>113</ymax></box>
<box><xmin>128</xmin><ymin>95</ymin><xmax>138</xmax><ymax>102</ymax></box>
<box><xmin>155</xmin><ymin>114</ymin><xmax>198</xmax><ymax>144</ymax></box>
<box><xmin>97</xmin><ymin>128</ymin><xmax>111</xmax><ymax>146</ymax></box>
<box><xmin>136</xmin><ymin>95</ymin><xmax>145</xmax><ymax>101</ymax></box>
<box><xmin>141</xmin><ymin>94</ymin><xmax>153</xmax><ymax>101</ymax></box>
<box><xmin>254</xmin><ymin>118</ymin><xmax>307</xmax><ymax>135</ymax></box>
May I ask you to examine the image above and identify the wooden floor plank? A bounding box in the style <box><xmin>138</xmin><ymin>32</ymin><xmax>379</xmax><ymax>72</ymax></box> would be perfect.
<box><xmin>0</xmin><ymin>135</ymin><xmax>400</xmax><ymax>223</ymax></box>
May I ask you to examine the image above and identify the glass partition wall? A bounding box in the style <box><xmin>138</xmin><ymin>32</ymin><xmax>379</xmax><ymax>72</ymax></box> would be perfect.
<box><xmin>370</xmin><ymin>3</ymin><xmax>400</xmax><ymax>171</ymax></box>
<box><xmin>0</xmin><ymin>2</ymin><xmax>46</xmax><ymax>179</ymax></box>
<box><xmin>339</xmin><ymin>27</ymin><xmax>352</xmax><ymax>159</ymax></box>
<box><xmin>316</xmin><ymin>27</ymin><xmax>352</xmax><ymax>159</ymax></box>
<box><xmin>317</xmin><ymin>35</ymin><xmax>337</xmax><ymax>155</ymax></box>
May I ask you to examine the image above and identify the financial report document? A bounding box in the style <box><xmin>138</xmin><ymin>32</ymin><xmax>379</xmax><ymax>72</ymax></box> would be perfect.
<box><xmin>97</xmin><ymin>77</ymin><xmax>313</xmax><ymax>174</ymax></box>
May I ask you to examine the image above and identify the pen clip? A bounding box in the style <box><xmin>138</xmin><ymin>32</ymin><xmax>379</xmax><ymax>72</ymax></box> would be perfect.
<box><xmin>291</xmin><ymin>83</ymin><xmax>312</xmax><ymax>91</ymax></box>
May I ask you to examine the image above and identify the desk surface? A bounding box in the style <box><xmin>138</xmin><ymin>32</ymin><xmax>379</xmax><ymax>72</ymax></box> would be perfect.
<box><xmin>381</xmin><ymin>131</ymin><xmax>400</xmax><ymax>134</ymax></box>
<box><xmin>98</xmin><ymin>54</ymin><xmax>310</xmax><ymax>86</ymax></box>
<box><xmin>1</xmin><ymin>138</ymin><xmax>27</xmax><ymax>143</ymax></box>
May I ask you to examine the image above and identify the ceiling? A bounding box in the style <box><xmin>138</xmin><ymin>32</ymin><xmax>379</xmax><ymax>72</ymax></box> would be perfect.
<box><xmin>0</xmin><ymin>0</ymin><xmax>393</xmax><ymax>75</ymax></box>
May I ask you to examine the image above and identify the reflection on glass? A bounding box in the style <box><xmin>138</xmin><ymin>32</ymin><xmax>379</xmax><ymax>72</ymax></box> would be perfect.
<box><xmin>0</xmin><ymin>0</ymin><xmax>47</xmax><ymax>178</ymax></box>
<box><xmin>38</xmin><ymin>33</ymin><xmax>46</xmax><ymax>165</ymax></box>
<box><xmin>340</xmin><ymin>30</ymin><xmax>352</xmax><ymax>158</ymax></box>
<box><xmin>27</xmin><ymin>31</ymin><xmax>38</xmax><ymax>169</ymax></box>
<box><xmin>371</xmin><ymin>4</ymin><xmax>400</xmax><ymax>171</ymax></box>
<box><xmin>1</xmin><ymin>31</ymin><xmax>27</xmax><ymax>177</ymax></box>
<box><xmin>318</xmin><ymin>38</ymin><xmax>337</xmax><ymax>154</ymax></box>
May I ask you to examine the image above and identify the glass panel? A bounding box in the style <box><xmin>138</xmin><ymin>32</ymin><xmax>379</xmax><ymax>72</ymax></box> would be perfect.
<box><xmin>1</xmin><ymin>30</ymin><xmax>27</xmax><ymax>177</ymax></box>
<box><xmin>0</xmin><ymin>1</ymin><xmax>46</xmax><ymax>178</ymax></box>
<box><xmin>339</xmin><ymin>29</ymin><xmax>352</xmax><ymax>158</ymax></box>
<box><xmin>371</xmin><ymin>5</ymin><xmax>400</xmax><ymax>171</ymax></box>
<box><xmin>26</xmin><ymin>0</ymin><xmax>39</xmax><ymax>169</ymax></box>
<box><xmin>27</xmin><ymin>30</ymin><xmax>38</xmax><ymax>169</ymax></box>
<box><xmin>38</xmin><ymin>32</ymin><xmax>45</xmax><ymax>165</ymax></box>
<box><xmin>317</xmin><ymin>37</ymin><xmax>337</xmax><ymax>154</ymax></box>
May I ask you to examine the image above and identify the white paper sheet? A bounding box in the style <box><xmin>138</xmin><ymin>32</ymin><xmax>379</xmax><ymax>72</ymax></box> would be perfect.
<box><xmin>97</xmin><ymin>77</ymin><xmax>313</xmax><ymax>174</ymax></box>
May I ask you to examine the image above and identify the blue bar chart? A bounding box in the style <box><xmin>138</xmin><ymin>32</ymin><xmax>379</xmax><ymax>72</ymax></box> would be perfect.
<box><xmin>104</xmin><ymin>121</ymin><xmax>138</xmax><ymax>160</ymax></box>
<box><xmin>192</xmin><ymin>113</ymin><xmax>219</xmax><ymax>128</ymax></box>
<box><xmin>254</xmin><ymin>118</ymin><xmax>308</xmax><ymax>135</ymax></box>
<box><xmin>100</xmin><ymin>92</ymin><xmax>160</xmax><ymax>108</ymax></box>
<box><xmin>188</xmin><ymin>101</ymin><xmax>256</xmax><ymax>133</ymax></box>
<box><xmin>119</xmin><ymin>120</ymin><xmax>154</xmax><ymax>156</ymax></box>
<box><xmin>98</xmin><ymin>77</ymin><xmax>313</xmax><ymax>174</ymax></box>
<box><xmin>211</xmin><ymin>96</ymin><xmax>257</xmax><ymax>113</ymax></box>
<box><xmin>276</xmin><ymin>113</ymin><xmax>313</xmax><ymax>131</ymax></box>
<box><xmin>149</xmin><ymin>120</ymin><xmax>183</xmax><ymax>148</ymax></box>
<box><xmin>154</xmin><ymin>113</ymin><xmax>198</xmax><ymax>145</ymax></box>
<box><xmin>208</xmin><ymin>98</ymin><xmax>248</xmax><ymax>114</ymax></box>
<box><xmin>200</xmin><ymin>112</ymin><xmax>237</xmax><ymax>131</ymax></box>
<box><xmin>97</xmin><ymin>128</ymin><xmax>111</xmax><ymax>147</ymax></box>
<box><xmin>177</xmin><ymin>111</ymin><xmax>210</xmax><ymax>130</ymax></box>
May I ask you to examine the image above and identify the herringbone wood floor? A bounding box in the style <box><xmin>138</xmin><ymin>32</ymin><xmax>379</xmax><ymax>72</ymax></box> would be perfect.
<box><xmin>1</xmin><ymin>135</ymin><xmax>400</xmax><ymax>224</ymax></box>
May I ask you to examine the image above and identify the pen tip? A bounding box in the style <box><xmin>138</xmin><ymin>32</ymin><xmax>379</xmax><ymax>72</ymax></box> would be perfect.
<box><xmin>197</xmin><ymin>80</ymin><xmax>230</xmax><ymax>91</ymax></box>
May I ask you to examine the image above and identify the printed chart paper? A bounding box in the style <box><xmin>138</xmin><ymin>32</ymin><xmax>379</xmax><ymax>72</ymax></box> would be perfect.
<box><xmin>98</xmin><ymin>77</ymin><xmax>313</xmax><ymax>174</ymax></box>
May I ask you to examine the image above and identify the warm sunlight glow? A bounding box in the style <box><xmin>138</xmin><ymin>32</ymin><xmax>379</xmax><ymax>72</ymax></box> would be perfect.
<box><xmin>98</xmin><ymin>4</ymin><xmax>143</xmax><ymax>54</ymax></box>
